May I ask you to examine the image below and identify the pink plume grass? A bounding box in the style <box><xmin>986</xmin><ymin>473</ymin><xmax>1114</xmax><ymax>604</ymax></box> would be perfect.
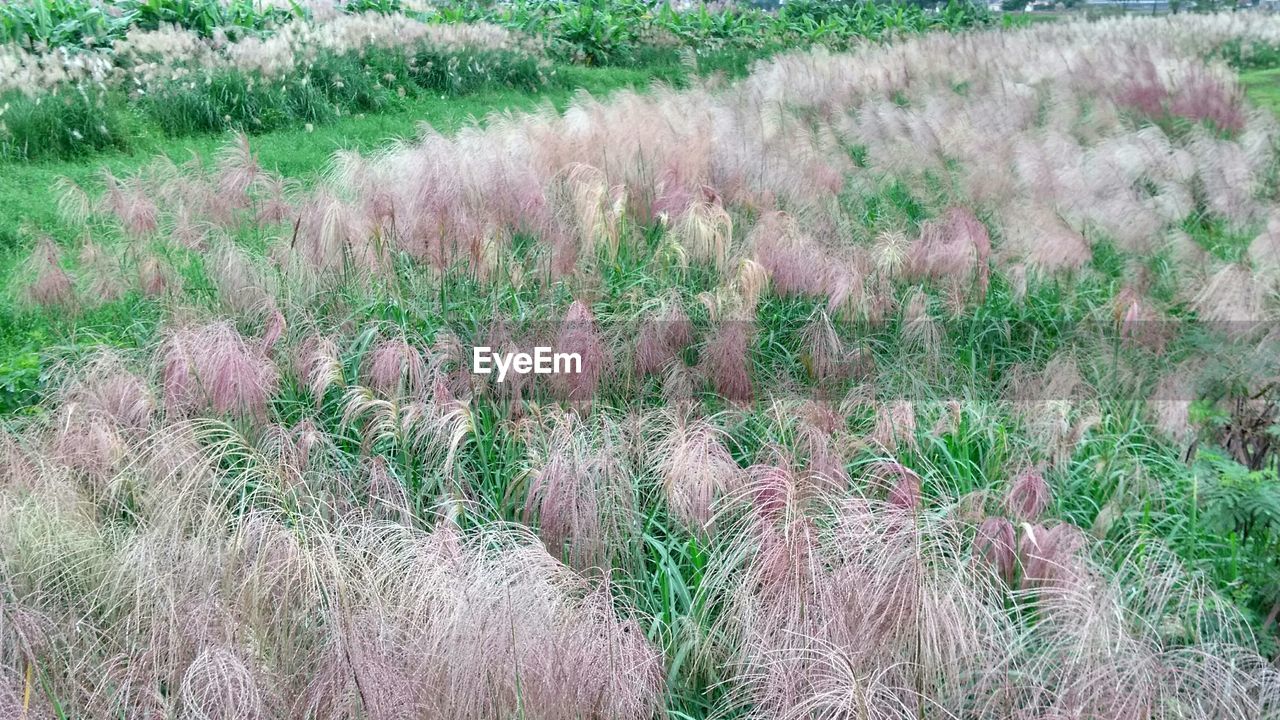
<box><xmin>975</xmin><ymin>516</ymin><xmax>1017</xmax><ymax>584</ymax></box>
<box><xmin>1006</xmin><ymin>468</ymin><xmax>1051</xmax><ymax>522</ymax></box>
<box><xmin>363</xmin><ymin>334</ymin><xmax>428</xmax><ymax>399</ymax></box>
<box><xmin>700</xmin><ymin>320</ymin><xmax>754</xmax><ymax>404</ymax></box>
<box><xmin>522</xmin><ymin>413</ymin><xmax>635</xmax><ymax>571</ymax></box>
<box><xmin>649</xmin><ymin>410</ymin><xmax>742</xmax><ymax>533</ymax></box>
<box><xmin>23</xmin><ymin>236</ymin><xmax>75</xmax><ymax>308</ymax></box>
<box><xmin>907</xmin><ymin>207</ymin><xmax>991</xmax><ymax>303</ymax></box>
<box><xmin>553</xmin><ymin>300</ymin><xmax>609</xmax><ymax>407</ymax></box>
<box><xmin>161</xmin><ymin>321</ymin><xmax>280</xmax><ymax>423</ymax></box>
<box><xmin>634</xmin><ymin>298</ymin><xmax>693</xmax><ymax>378</ymax></box>
<box><xmin>1018</xmin><ymin>522</ymin><xmax>1088</xmax><ymax>589</ymax></box>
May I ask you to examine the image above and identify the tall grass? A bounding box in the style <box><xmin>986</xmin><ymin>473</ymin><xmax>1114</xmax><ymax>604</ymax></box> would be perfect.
<box><xmin>4</xmin><ymin>10</ymin><xmax>1280</xmax><ymax>719</ymax></box>
<box><xmin>0</xmin><ymin>88</ymin><xmax>129</xmax><ymax>160</ymax></box>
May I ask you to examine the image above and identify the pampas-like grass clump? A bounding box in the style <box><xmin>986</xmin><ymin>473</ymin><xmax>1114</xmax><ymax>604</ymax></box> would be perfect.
<box><xmin>161</xmin><ymin>321</ymin><xmax>280</xmax><ymax>423</ymax></box>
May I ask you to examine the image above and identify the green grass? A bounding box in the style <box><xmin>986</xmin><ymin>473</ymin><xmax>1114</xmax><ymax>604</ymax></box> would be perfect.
<box><xmin>1242</xmin><ymin>67</ymin><xmax>1280</xmax><ymax>117</ymax></box>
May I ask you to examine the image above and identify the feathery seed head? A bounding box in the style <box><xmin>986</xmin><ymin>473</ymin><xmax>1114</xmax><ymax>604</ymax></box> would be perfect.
<box><xmin>1006</xmin><ymin>469</ymin><xmax>1051</xmax><ymax>522</ymax></box>
<box><xmin>975</xmin><ymin>516</ymin><xmax>1017</xmax><ymax>584</ymax></box>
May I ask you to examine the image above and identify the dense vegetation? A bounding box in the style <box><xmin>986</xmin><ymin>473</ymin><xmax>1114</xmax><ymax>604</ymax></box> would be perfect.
<box><xmin>4</xmin><ymin>5</ymin><xmax>1280</xmax><ymax>720</ymax></box>
<box><xmin>0</xmin><ymin>0</ymin><xmax>296</xmax><ymax>48</ymax></box>
<box><xmin>0</xmin><ymin>0</ymin><xmax>992</xmax><ymax>161</ymax></box>
<box><xmin>1</xmin><ymin>0</ymin><xmax>990</xmax><ymax>53</ymax></box>
<box><xmin>446</xmin><ymin>0</ymin><xmax>991</xmax><ymax>63</ymax></box>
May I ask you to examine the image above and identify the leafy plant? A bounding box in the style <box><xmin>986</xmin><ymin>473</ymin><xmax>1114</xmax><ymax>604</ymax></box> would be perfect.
<box><xmin>0</xmin><ymin>0</ymin><xmax>299</xmax><ymax>49</ymax></box>
<box><xmin>1195</xmin><ymin>450</ymin><xmax>1280</xmax><ymax>632</ymax></box>
<box><xmin>0</xmin><ymin>0</ymin><xmax>134</xmax><ymax>48</ymax></box>
<box><xmin>551</xmin><ymin>0</ymin><xmax>639</xmax><ymax>66</ymax></box>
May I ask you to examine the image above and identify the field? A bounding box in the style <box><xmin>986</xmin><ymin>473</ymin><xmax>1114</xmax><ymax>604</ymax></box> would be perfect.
<box><xmin>5</xmin><ymin>2</ymin><xmax>1280</xmax><ymax>719</ymax></box>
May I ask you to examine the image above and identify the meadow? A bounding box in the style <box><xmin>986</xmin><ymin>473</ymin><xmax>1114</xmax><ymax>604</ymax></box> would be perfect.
<box><xmin>4</xmin><ymin>2</ymin><xmax>1280</xmax><ymax>719</ymax></box>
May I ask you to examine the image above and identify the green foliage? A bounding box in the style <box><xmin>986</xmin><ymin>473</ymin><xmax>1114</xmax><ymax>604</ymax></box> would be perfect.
<box><xmin>1241</xmin><ymin>67</ymin><xmax>1280</xmax><ymax>121</ymax></box>
<box><xmin>563</xmin><ymin>0</ymin><xmax>644</xmax><ymax>65</ymax></box>
<box><xmin>0</xmin><ymin>0</ymin><xmax>134</xmax><ymax>49</ymax></box>
<box><xmin>655</xmin><ymin>2</ymin><xmax>774</xmax><ymax>50</ymax></box>
<box><xmin>127</xmin><ymin>0</ymin><xmax>297</xmax><ymax>38</ymax></box>
<box><xmin>1180</xmin><ymin>213</ymin><xmax>1255</xmax><ymax>263</ymax></box>
<box><xmin>1193</xmin><ymin>451</ymin><xmax>1280</xmax><ymax>630</ymax></box>
<box><xmin>445</xmin><ymin>0</ymin><xmax>991</xmax><ymax>66</ymax></box>
<box><xmin>936</xmin><ymin>0</ymin><xmax>991</xmax><ymax>30</ymax></box>
<box><xmin>342</xmin><ymin>0</ymin><xmax>405</xmax><ymax>13</ymax></box>
<box><xmin>0</xmin><ymin>0</ymin><xmax>299</xmax><ymax>49</ymax></box>
<box><xmin>0</xmin><ymin>0</ymin><xmax>993</xmax><ymax>68</ymax></box>
<box><xmin>449</xmin><ymin>0</ymin><xmax>653</xmax><ymax>66</ymax></box>
<box><xmin>1200</xmin><ymin>451</ymin><xmax>1280</xmax><ymax>540</ymax></box>
<box><xmin>1218</xmin><ymin>39</ymin><xmax>1280</xmax><ymax>71</ymax></box>
<box><xmin>0</xmin><ymin>344</ymin><xmax>42</xmax><ymax>414</ymax></box>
